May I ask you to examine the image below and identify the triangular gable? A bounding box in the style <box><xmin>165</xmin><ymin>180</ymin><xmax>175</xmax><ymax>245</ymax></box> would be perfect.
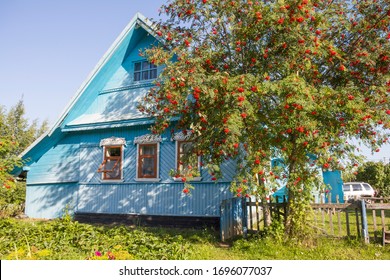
<box><xmin>20</xmin><ymin>12</ymin><xmax>160</xmax><ymax>159</ymax></box>
<box><xmin>52</xmin><ymin>12</ymin><xmax>159</xmax><ymax>134</ymax></box>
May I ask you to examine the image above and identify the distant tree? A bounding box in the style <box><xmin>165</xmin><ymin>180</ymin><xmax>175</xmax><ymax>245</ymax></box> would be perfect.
<box><xmin>139</xmin><ymin>0</ymin><xmax>390</xmax><ymax>238</ymax></box>
<box><xmin>351</xmin><ymin>161</ymin><xmax>390</xmax><ymax>197</ymax></box>
<box><xmin>2</xmin><ymin>99</ymin><xmax>49</xmax><ymax>155</ymax></box>
<box><xmin>0</xmin><ymin>99</ymin><xmax>48</xmax><ymax>188</ymax></box>
<box><xmin>384</xmin><ymin>164</ymin><xmax>390</xmax><ymax>197</ymax></box>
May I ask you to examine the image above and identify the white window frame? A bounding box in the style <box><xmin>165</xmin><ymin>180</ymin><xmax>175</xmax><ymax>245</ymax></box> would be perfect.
<box><xmin>133</xmin><ymin>60</ymin><xmax>157</xmax><ymax>82</ymax></box>
<box><xmin>97</xmin><ymin>137</ymin><xmax>126</xmax><ymax>182</ymax></box>
<box><xmin>173</xmin><ymin>132</ymin><xmax>202</xmax><ymax>182</ymax></box>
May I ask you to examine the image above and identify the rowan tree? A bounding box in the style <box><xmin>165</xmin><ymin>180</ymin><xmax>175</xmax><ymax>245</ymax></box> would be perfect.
<box><xmin>139</xmin><ymin>0</ymin><xmax>390</xmax><ymax>238</ymax></box>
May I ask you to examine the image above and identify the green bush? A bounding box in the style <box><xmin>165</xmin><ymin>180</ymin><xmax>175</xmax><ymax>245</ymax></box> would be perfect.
<box><xmin>0</xmin><ymin>182</ymin><xmax>25</xmax><ymax>218</ymax></box>
<box><xmin>0</xmin><ymin>215</ymin><xmax>197</xmax><ymax>260</ymax></box>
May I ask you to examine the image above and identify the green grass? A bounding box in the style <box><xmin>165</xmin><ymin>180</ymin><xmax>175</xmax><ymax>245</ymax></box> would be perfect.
<box><xmin>1</xmin><ymin>216</ymin><xmax>390</xmax><ymax>260</ymax></box>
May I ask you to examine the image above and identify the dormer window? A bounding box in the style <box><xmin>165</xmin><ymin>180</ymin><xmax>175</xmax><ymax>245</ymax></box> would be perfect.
<box><xmin>134</xmin><ymin>61</ymin><xmax>157</xmax><ymax>82</ymax></box>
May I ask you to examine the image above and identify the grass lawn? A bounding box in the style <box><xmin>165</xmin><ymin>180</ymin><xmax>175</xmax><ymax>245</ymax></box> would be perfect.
<box><xmin>1</xmin><ymin>216</ymin><xmax>390</xmax><ymax>260</ymax></box>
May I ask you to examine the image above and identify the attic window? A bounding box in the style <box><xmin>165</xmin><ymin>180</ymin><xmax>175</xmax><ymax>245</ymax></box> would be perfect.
<box><xmin>134</xmin><ymin>61</ymin><xmax>157</xmax><ymax>81</ymax></box>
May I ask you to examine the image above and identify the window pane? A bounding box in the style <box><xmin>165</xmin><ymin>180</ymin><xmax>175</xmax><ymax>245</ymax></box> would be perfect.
<box><xmin>179</xmin><ymin>154</ymin><xmax>199</xmax><ymax>172</ymax></box>
<box><xmin>142</xmin><ymin>61</ymin><xmax>150</xmax><ymax>70</ymax></box>
<box><xmin>180</xmin><ymin>142</ymin><xmax>193</xmax><ymax>154</ymax></box>
<box><xmin>107</xmin><ymin>147</ymin><xmax>121</xmax><ymax>157</ymax></box>
<box><xmin>150</xmin><ymin>69</ymin><xmax>157</xmax><ymax>79</ymax></box>
<box><xmin>142</xmin><ymin>71</ymin><xmax>149</xmax><ymax>80</ymax></box>
<box><xmin>352</xmin><ymin>184</ymin><xmax>362</xmax><ymax>191</ymax></box>
<box><xmin>363</xmin><ymin>184</ymin><xmax>372</xmax><ymax>191</ymax></box>
<box><xmin>105</xmin><ymin>160</ymin><xmax>121</xmax><ymax>179</ymax></box>
<box><xmin>178</xmin><ymin>141</ymin><xmax>199</xmax><ymax>172</ymax></box>
<box><xmin>343</xmin><ymin>185</ymin><xmax>350</xmax><ymax>191</ymax></box>
<box><xmin>134</xmin><ymin>62</ymin><xmax>141</xmax><ymax>71</ymax></box>
<box><xmin>150</xmin><ymin>63</ymin><xmax>157</xmax><ymax>69</ymax></box>
<box><xmin>141</xmin><ymin>158</ymin><xmax>155</xmax><ymax>176</ymax></box>
<box><xmin>134</xmin><ymin>72</ymin><xmax>140</xmax><ymax>81</ymax></box>
<box><xmin>141</xmin><ymin>145</ymin><xmax>155</xmax><ymax>155</ymax></box>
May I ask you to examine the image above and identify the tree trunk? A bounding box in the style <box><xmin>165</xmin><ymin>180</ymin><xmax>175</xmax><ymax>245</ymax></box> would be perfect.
<box><xmin>256</xmin><ymin>173</ymin><xmax>271</xmax><ymax>227</ymax></box>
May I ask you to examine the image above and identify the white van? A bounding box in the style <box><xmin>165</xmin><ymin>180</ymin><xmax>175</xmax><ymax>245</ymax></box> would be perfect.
<box><xmin>342</xmin><ymin>182</ymin><xmax>375</xmax><ymax>201</ymax></box>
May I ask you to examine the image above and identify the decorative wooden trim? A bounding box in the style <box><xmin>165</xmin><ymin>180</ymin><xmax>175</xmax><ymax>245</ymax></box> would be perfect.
<box><xmin>172</xmin><ymin>131</ymin><xmax>193</xmax><ymax>141</ymax></box>
<box><xmin>99</xmin><ymin>137</ymin><xmax>126</xmax><ymax>147</ymax></box>
<box><xmin>134</xmin><ymin>134</ymin><xmax>162</xmax><ymax>144</ymax></box>
<box><xmin>99</xmin><ymin>82</ymin><xmax>154</xmax><ymax>95</ymax></box>
<box><xmin>172</xmin><ymin>177</ymin><xmax>202</xmax><ymax>182</ymax></box>
<box><xmin>134</xmin><ymin>178</ymin><xmax>161</xmax><ymax>183</ymax></box>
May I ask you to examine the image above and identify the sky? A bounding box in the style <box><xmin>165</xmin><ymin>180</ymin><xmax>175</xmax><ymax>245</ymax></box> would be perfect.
<box><xmin>0</xmin><ymin>0</ymin><xmax>389</xmax><ymax>163</ymax></box>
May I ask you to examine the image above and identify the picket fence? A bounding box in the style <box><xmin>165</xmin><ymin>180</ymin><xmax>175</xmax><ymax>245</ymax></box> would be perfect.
<box><xmin>220</xmin><ymin>196</ymin><xmax>390</xmax><ymax>244</ymax></box>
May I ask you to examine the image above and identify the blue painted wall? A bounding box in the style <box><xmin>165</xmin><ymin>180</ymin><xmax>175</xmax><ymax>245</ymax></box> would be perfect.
<box><xmin>25</xmin><ymin>183</ymin><xmax>78</xmax><ymax>219</ymax></box>
<box><xmin>323</xmin><ymin>170</ymin><xmax>344</xmax><ymax>203</ymax></box>
<box><xmin>77</xmin><ymin>182</ymin><xmax>232</xmax><ymax>217</ymax></box>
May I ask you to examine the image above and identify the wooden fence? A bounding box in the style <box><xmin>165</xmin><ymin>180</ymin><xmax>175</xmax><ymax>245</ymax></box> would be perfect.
<box><xmin>220</xmin><ymin>198</ymin><xmax>244</xmax><ymax>241</ymax></box>
<box><xmin>220</xmin><ymin>196</ymin><xmax>390</xmax><ymax>243</ymax></box>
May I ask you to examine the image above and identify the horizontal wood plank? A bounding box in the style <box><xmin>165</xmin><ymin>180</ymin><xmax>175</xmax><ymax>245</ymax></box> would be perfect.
<box><xmin>366</xmin><ymin>204</ymin><xmax>390</xmax><ymax>210</ymax></box>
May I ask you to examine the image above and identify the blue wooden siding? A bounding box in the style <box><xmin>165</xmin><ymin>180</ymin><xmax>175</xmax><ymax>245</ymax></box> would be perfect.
<box><xmin>25</xmin><ymin>183</ymin><xmax>78</xmax><ymax>219</ymax></box>
<box><xmin>25</xmin><ymin>183</ymin><xmax>232</xmax><ymax>218</ymax></box>
<box><xmin>76</xmin><ymin>182</ymin><xmax>231</xmax><ymax>217</ymax></box>
<box><xmin>27</xmin><ymin>144</ymin><xmax>80</xmax><ymax>184</ymax></box>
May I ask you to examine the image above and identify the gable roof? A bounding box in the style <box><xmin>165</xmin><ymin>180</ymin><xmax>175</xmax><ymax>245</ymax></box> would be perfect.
<box><xmin>51</xmin><ymin>12</ymin><xmax>157</xmax><ymax>134</ymax></box>
<box><xmin>20</xmin><ymin>12</ymin><xmax>158</xmax><ymax>159</ymax></box>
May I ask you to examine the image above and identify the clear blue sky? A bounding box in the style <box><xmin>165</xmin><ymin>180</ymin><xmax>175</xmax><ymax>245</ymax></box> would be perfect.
<box><xmin>0</xmin><ymin>0</ymin><xmax>389</xmax><ymax>162</ymax></box>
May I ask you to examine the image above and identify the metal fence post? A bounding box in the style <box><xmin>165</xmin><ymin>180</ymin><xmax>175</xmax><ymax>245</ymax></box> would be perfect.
<box><xmin>361</xmin><ymin>199</ymin><xmax>369</xmax><ymax>244</ymax></box>
<box><xmin>220</xmin><ymin>200</ymin><xmax>225</xmax><ymax>242</ymax></box>
<box><xmin>242</xmin><ymin>197</ymin><xmax>248</xmax><ymax>239</ymax></box>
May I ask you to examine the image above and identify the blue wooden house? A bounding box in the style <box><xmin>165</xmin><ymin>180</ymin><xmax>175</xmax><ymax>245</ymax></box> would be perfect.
<box><xmin>20</xmin><ymin>13</ymin><xmax>236</xmax><ymax>226</ymax></box>
<box><xmin>20</xmin><ymin>13</ymin><xmax>344</xmax><ymax>228</ymax></box>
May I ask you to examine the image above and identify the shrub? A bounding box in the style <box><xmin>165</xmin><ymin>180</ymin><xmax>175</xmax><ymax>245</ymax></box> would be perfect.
<box><xmin>0</xmin><ymin>182</ymin><xmax>26</xmax><ymax>218</ymax></box>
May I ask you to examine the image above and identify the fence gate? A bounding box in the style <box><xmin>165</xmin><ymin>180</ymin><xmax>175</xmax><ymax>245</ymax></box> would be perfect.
<box><xmin>220</xmin><ymin>198</ymin><xmax>244</xmax><ymax>242</ymax></box>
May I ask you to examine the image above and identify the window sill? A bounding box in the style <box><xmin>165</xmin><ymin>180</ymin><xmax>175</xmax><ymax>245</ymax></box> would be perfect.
<box><xmin>99</xmin><ymin>179</ymin><xmax>124</xmax><ymax>183</ymax></box>
<box><xmin>172</xmin><ymin>177</ymin><xmax>202</xmax><ymax>182</ymax></box>
<box><xmin>134</xmin><ymin>178</ymin><xmax>161</xmax><ymax>183</ymax></box>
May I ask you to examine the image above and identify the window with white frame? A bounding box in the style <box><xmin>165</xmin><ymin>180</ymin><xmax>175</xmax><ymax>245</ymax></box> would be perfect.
<box><xmin>134</xmin><ymin>61</ymin><xmax>157</xmax><ymax>82</ymax></box>
<box><xmin>97</xmin><ymin>137</ymin><xmax>126</xmax><ymax>181</ymax></box>
<box><xmin>173</xmin><ymin>131</ymin><xmax>201</xmax><ymax>180</ymax></box>
<box><xmin>176</xmin><ymin>141</ymin><xmax>200</xmax><ymax>173</ymax></box>
<box><xmin>138</xmin><ymin>144</ymin><xmax>158</xmax><ymax>179</ymax></box>
<box><xmin>134</xmin><ymin>134</ymin><xmax>162</xmax><ymax>181</ymax></box>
